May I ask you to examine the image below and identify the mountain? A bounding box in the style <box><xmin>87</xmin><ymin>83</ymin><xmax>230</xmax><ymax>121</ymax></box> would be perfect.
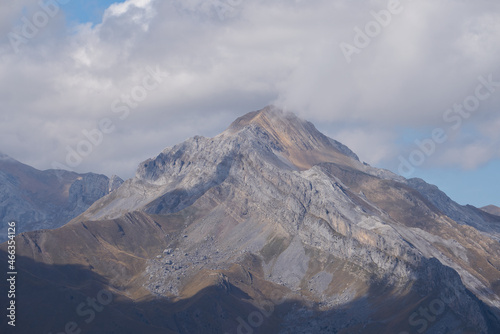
<box><xmin>407</xmin><ymin>179</ymin><xmax>500</xmax><ymax>241</ymax></box>
<box><xmin>482</xmin><ymin>205</ymin><xmax>500</xmax><ymax>217</ymax></box>
<box><xmin>1</xmin><ymin>106</ymin><xmax>500</xmax><ymax>333</ymax></box>
<box><xmin>0</xmin><ymin>152</ymin><xmax>123</xmax><ymax>242</ymax></box>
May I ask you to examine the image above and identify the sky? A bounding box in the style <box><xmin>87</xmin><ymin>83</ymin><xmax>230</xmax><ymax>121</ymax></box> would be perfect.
<box><xmin>0</xmin><ymin>0</ymin><xmax>499</xmax><ymax>207</ymax></box>
<box><xmin>63</xmin><ymin>0</ymin><xmax>121</xmax><ymax>24</ymax></box>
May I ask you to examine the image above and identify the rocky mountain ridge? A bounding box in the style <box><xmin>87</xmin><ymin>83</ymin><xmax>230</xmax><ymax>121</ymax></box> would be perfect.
<box><xmin>1</xmin><ymin>106</ymin><xmax>499</xmax><ymax>333</ymax></box>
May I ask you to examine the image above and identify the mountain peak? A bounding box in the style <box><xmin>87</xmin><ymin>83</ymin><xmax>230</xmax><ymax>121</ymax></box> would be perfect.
<box><xmin>482</xmin><ymin>205</ymin><xmax>500</xmax><ymax>216</ymax></box>
<box><xmin>226</xmin><ymin>105</ymin><xmax>316</xmax><ymax>137</ymax></box>
<box><xmin>227</xmin><ymin>105</ymin><xmax>295</xmax><ymax>132</ymax></box>
<box><xmin>19</xmin><ymin>106</ymin><xmax>500</xmax><ymax>334</ymax></box>
<box><xmin>226</xmin><ymin>106</ymin><xmax>359</xmax><ymax>169</ymax></box>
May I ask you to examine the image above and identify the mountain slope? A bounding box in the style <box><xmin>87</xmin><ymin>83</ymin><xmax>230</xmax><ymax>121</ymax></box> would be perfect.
<box><xmin>2</xmin><ymin>107</ymin><xmax>500</xmax><ymax>333</ymax></box>
<box><xmin>407</xmin><ymin>178</ymin><xmax>500</xmax><ymax>241</ymax></box>
<box><xmin>0</xmin><ymin>152</ymin><xmax>123</xmax><ymax>241</ymax></box>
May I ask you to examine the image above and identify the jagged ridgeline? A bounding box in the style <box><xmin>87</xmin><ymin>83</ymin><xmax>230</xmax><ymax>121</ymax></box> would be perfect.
<box><xmin>1</xmin><ymin>106</ymin><xmax>500</xmax><ymax>333</ymax></box>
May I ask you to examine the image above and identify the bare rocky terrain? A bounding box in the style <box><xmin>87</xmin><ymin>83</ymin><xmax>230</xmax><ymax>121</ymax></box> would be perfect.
<box><xmin>1</xmin><ymin>106</ymin><xmax>500</xmax><ymax>333</ymax></box>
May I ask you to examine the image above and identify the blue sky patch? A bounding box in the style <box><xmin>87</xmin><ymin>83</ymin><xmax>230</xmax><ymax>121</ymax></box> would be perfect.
<box><xmin>62</xmin><ymin>0</ymin><xmax>127</xmax><ymax>25</ymax></box>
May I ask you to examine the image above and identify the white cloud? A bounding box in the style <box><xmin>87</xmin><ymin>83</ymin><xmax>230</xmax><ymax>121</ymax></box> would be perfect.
<box><xmin>0</xmin><ymin>0</ymin><xmax>499</xmax><ymax>178</ymax></box>
<box><xmin>331</xmin><ymin>127</ymin><xmax>399</xmax><ymax>166</ymax></box>
<box><xmin>479</xmin><ymin>116</ymin><xmax>500</xmax><ymax>141</ymax></box>
<box><xmin>437</xmin><ymin>142</ymin><xmax>500</xmax><ymax>170</ymax></box>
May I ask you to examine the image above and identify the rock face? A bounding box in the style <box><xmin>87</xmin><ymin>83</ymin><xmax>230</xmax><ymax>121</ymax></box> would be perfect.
<box><xmin>1</xmin><ymin>106</ymin><xmax>500</xmax><ymax>334</ymax></box>
<box><xmin>0</xmin><ymin>153</ymin><xmax>123</xmax><ymax>242</ymax></box>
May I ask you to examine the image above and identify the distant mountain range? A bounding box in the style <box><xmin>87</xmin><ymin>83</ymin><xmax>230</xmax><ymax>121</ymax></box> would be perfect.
<box><xmin>1</xmin><ymin>107</ymin><xmax>499</xmax><ymax>333</ymax></box>
<box><xmin>482</xmin><ymin>205</ymin><xmax>500</xmax><ymax>216</ymax></box>
<box><xmin>0</xmin><ymin>152</ymin><xmax>123</xmax><ymax>242</ymax></box>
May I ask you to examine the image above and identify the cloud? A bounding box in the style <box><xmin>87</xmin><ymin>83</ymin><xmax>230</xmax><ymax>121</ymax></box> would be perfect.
<box><xmin>0</xmin><ymin>0</ymin><xmax>499</xmax><ymax>178</ymax></box>
<box><xmin>437</xmin><ymin>142</ymin><xmax>500</xmax><ymax>170</ymax></box>
<box><xmin>331</xmin><ymin>127</ymin><xmax>399</xmax><ymax>166</ymax></box>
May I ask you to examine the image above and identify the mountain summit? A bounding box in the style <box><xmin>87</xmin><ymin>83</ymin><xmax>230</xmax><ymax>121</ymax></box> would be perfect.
<box><xmin>76</xmin><ymin>107</ymin><xmax>382</xmax><ymax>222</ymax></box>
<box><xmin>226</xmin><ymin>106</ymin><xmax>360</xmax><ymax>167</ymax></box>
<box><xmin>482</xmin><ymin>205</ymin><xmax>500</xmax><ymax>216</ymax></box>
<box><xmin>2</xmin><ymin>107</ymin><xmax>500</xmax><ymax>333</ymax></box>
